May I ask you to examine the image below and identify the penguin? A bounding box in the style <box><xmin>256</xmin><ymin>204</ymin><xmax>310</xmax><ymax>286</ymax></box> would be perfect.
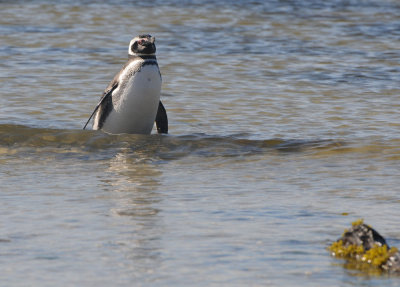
<box><xmin>83</xmin><ymin>34</ymin><xmax>168</xmax><ymax>134</ymax></box>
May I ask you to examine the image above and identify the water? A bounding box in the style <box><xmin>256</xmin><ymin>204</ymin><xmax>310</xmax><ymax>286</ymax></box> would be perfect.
<box><xmin>1</xmin><ymin>0</ymin><xmax>400</xmax><ymax>286</ymax></box>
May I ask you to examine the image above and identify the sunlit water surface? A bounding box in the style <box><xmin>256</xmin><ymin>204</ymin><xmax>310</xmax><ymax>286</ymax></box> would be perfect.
<box><xmin>1</xmin><ymin>1</ymin><xmax>400</xmax><ymax>286</ymax></box>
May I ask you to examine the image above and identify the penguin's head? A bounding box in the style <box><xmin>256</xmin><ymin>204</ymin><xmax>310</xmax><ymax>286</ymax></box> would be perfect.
<box><xmin>129</xmin><ymin>34</ymin><xmax>156</xmax><ymax>56</ymax></box>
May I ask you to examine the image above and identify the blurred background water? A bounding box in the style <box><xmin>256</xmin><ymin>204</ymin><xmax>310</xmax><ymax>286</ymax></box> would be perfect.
<box><xmin>1</xmin><ymin>0</ymin><xmax>400</xmax><ymax>286</ymax></box>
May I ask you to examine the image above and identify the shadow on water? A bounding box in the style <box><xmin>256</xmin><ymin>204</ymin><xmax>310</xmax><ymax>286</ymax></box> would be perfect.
<box><xmin>0</xmin><ymin>124</ymin><xmax>342</xmax><ymax>160</ymax></box>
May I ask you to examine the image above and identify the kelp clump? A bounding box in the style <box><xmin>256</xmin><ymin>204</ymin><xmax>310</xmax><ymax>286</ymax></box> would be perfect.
<box><xmin>329</xmin><ymin>220</ymin><xmax>400</xmax><ymax>274</ymax></box>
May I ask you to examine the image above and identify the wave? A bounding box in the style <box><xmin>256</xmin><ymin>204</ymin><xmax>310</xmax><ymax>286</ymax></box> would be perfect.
<box><xmin>0</xmin><ymin>124</ymin><xmax>344</xmax><ymax>160</ymax></box>
<box><xmin>2</xmin><ymin>124</ymin><xmax>399</xmax><ymax>162</ymax></box>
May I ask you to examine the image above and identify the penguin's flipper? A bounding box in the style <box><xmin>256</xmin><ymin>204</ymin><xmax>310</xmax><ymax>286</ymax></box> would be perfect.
<box><xmin>155</xmin><ymin>101</ymin><xmax>168</xmax><ymax>134</ymax></box>
<box><xmin>83</xmin><ymin>83</ymin><xmax>118</xmax><ymax>130</ymax></box>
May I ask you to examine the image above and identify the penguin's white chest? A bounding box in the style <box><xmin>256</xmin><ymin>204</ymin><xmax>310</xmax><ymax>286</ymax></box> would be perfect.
<box><xmin>102</xmin><ymin>63</ymin><xmax>161</xmax><ymax>134</ymax></box>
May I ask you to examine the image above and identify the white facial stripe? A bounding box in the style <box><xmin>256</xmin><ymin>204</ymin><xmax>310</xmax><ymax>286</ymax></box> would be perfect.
<box><xmin>128</xmin><ymin>39</ymin><xmax>137</xmax><ymax>55</ymax></box>
<box><xmin>128</xmin><ymin>37</ymin><xmax>144</xmax><ymax>55</ymax></box>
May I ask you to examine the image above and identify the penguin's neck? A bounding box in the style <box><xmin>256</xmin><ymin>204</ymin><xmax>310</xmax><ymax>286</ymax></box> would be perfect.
<box><xmin>128</xmin><ymin>54</ymin><xmax>157</xmax><ymax>61</ymax></box>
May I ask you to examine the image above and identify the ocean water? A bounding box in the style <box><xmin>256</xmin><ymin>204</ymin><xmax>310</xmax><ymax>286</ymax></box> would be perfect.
<box><xmin>1</xmin><ymin>0</ymin><xmax>400</xmax><ymax>286</ymax></box>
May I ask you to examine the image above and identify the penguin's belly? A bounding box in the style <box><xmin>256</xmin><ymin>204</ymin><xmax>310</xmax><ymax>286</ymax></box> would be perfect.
<box><xmin>102</xmin><ymin>65</ymin><xmax>161</xmax><ymax>134</ymax></box>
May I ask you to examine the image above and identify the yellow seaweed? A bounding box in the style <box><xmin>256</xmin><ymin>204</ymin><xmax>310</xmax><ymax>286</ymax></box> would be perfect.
<box><xmin>351</xmin><ymin>218</ymin><xmax>364</xmax><ymax>226</ymax></box>
<box><xmin>329</xmin><ymin>240</ymin><xmax>364</xmax><ymax>258</ymax></box>
<box><xmin>361</xmin><ymin>245</ymin><xmax>398</xmax><ymax>267</ymax></box>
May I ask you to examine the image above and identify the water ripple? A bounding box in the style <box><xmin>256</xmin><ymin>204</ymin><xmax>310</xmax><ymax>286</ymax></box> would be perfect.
<box><xmin>0</xmin><ymin>124</ymin><xmax>342</xmax><ymax>159</ymax></box>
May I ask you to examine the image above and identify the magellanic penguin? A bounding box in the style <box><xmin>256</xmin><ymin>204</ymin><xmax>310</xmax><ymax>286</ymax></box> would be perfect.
<box><xmin>83</xmin><ymin>34</ymin><xmax>168</xmax><ymax>134</ymax></box>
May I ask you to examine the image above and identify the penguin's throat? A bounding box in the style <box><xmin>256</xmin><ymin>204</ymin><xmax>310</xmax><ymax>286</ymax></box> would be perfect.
<box><xmin>129</xmin><ymin>54</ymin><xmax>156</xmax><ymax>60</ymax></box>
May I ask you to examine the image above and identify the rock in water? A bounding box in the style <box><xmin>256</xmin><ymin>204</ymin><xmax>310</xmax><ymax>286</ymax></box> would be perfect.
<box><xmin>329</xmin><ymin>219</ymin><xmax>400</xmax><ymax>274</ymax></box>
